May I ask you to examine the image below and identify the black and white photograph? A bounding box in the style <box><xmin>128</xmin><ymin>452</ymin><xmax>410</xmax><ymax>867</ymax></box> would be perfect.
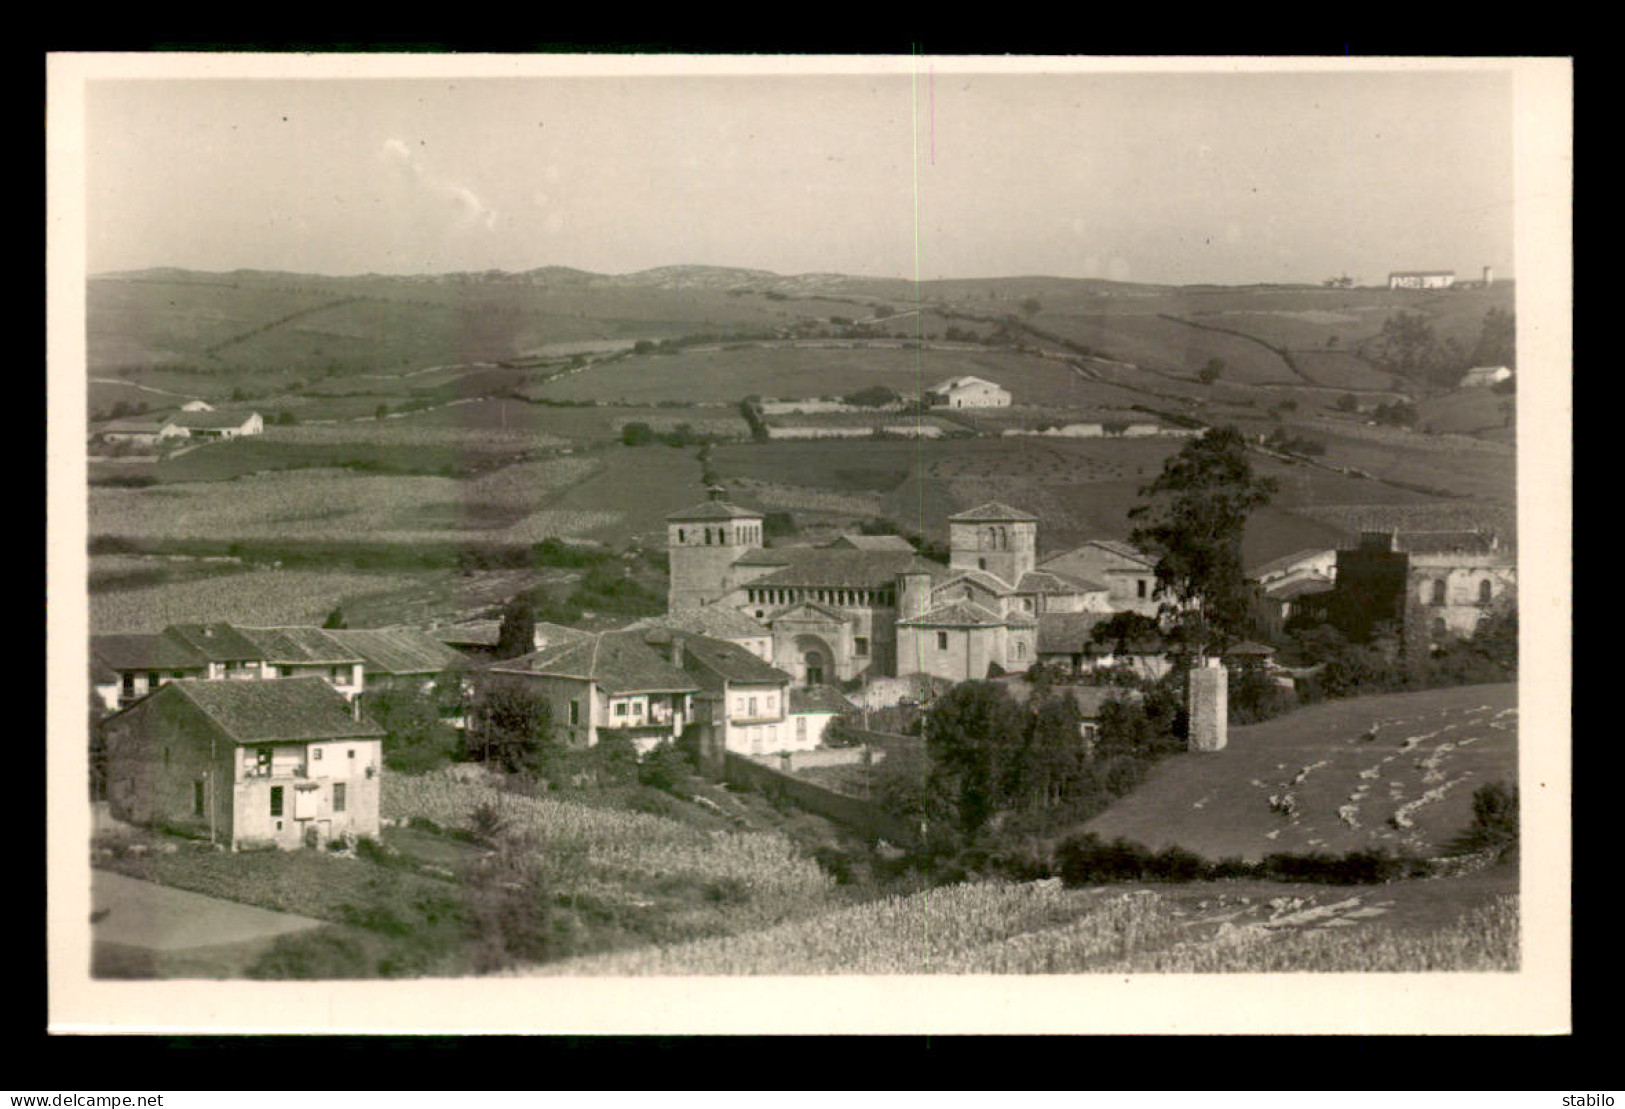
<box><xmin>45</xmin><ymin>52</ymin><xmax>1571</xmax><ymax>1035</ymax></box>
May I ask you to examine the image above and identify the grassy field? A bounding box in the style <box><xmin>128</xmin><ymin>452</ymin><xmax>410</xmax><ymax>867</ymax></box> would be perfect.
<box><xmin>1034</xmin><ymin>311</ymin><xmax>1302</xmax><ymax>385</ymax></box>
<box><xmin>1080</xmin><ymin>684</ymin><xmax>1518</xmax><ymax>862</ymax></box>
<box><xmin>1416</xmin><ymin>389</ymin><xmax>1517</xmax><ymax>438</ymax></box>
<box><xmin>396</xmin><ymin>398</ymin><xmax>751</xmax><ymax>442</ymax></box>
<box><xmin>531</xmin><ymin>345</ymin><xmax>1105</xmax><ymax>407</ymax></box>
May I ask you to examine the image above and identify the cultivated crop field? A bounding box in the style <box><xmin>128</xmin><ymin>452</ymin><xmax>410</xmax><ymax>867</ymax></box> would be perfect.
<box><xmin>530</xmin><ymin>869</ymin><xmax>1517</xmax><ymax>975</ymax></box>
<box><xmin>384</xmin><ymin>771</ymin><xmax>838</xmax><ymax>937</ymax></box>
<box><xmin>1080</xmin><ymin>684</ymin><xmax>1518</xmax><ymax>862</ymax></box>
<box><xmin>91</xmin><ymin>456</ymin><xmax>605</xmax><ymax>545</ymax></box>
<box><xmin>90</xmin><ymin>566</ymin><xmax>408</xmax><ymax>633</ymax></box>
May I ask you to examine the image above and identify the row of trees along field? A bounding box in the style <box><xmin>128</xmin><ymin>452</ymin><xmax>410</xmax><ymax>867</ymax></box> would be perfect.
<box><xmin>1369</xmin><ymin>307</ymin><xmax>1514</xmax><ymax>389</ymax></box>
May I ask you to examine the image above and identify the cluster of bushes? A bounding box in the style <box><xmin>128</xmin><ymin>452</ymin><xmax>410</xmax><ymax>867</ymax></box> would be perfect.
<box><xmin>620</xmin><ymin>421</ymin><xmax>710</xmax><ymax>448</ymax></box>
<box><xmin>1054</xmin><ymin>834</ymin><xmax>1424</xmax><ymax>886</ymax></box>
<box><xmin>1263</xmin><ymin>427</ymin><xmax>1328</xmax><ymax>456</ymax></box>
<box><xmin>739</xmin><ymin>397</ymin><xmax>770</xmax><ymax>442</ymax></box>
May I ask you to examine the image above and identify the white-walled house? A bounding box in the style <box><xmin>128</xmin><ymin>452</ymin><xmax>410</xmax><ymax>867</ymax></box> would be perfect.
<box><xmin>102</xmin><ymin>677</ymin><xmax>384</xmax><ymax>851</ymax></box>
<box><xmin>162</xmin><ymin>410</ymin><xmax>264</xmax><ymax>439</ymax></box>
<box><xmin>487</xmin><ymin>630</ymin><xmax>698</xmax><ymax>754</ymax></box>
<box><xmin>925</xmin><ymin>375</ymin><xmax>1011</xmax><ymax>409</ymax></box>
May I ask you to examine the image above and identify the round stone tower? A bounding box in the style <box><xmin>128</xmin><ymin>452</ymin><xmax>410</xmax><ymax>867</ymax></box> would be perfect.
<box><xmin>666</xmin><ymin>486</ymin><xmax>765</xmax><ymax>610</ymax></box>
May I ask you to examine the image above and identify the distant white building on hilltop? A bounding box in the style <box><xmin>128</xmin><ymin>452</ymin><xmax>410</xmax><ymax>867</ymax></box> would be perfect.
<box><xmin>925</xmin><ymin>375</ymin><xmax>1011</xmax><ymax>409</ymax></box>
<box><xmin>1388</xmin><ymin>270</ymin><xmax>1456</xmax><ymax>290</ymax></box>
<box><xmin>1460</xmin><ymin>365</ymin><xmax>1513</xmax><ymax>388</ymax></box>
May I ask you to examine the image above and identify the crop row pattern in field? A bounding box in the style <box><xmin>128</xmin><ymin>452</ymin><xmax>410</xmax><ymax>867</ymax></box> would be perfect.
<box><xmin>383</xmin><ymin>771</ymin><xmax>835</xmax><ymax>931</ymax></box>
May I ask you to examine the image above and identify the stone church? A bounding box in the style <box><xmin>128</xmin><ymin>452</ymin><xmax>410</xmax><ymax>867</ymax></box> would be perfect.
<box><xmin>665</xmin><ymin>489</ymin><xmax>1111</xmax><ymax>685</ymax></box>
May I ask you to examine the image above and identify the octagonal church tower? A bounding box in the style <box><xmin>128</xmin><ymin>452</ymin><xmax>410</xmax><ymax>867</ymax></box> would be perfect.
<box><xmin>666</xmin><ymin>486</ymin><xmax>766</xmax><ymax>610</ymax></box>
<box><xmin>948</xmin><ymin>502</ymin><xmax>1038</xmax><ymax>589</ymax></box>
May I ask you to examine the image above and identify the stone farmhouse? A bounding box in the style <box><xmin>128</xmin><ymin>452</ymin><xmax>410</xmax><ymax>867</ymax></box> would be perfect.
<box><xmin>102</xmin><ymin>676</ymin><xmax>384</xmax><ymax>851</ymax></box>
<box><xmin>924</xmin><ymin>375</ymin><xmax>1011</xmax><ymax>409</ymax></box>
<box><xmin>664</xmin><ymin>490</ymin><xmax>1146</xmax><ymax>686</ymax></box>
<box><xmin>1296</xmin><ymin>530</ymin><xmax>1516</xmax><ymax>645</ymax></box>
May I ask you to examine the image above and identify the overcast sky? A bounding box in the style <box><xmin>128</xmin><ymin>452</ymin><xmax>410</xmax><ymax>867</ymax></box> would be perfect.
<box><xmin>83</xmin><ymin>62</ymin><xmax>1516</xmax><ymax>286</ymax></box>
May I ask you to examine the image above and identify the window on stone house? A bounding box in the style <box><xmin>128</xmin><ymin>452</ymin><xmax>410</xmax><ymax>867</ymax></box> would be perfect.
<box><xmin>193</xmin><ymin>779</ymin><xmax>204</xmax><ymax>815</ymax></box>
<box><xmin>615</xmin><ymin>701</ymin><xmax>628</xmax><ymax>717</ymax></box>
<box><xmin>1431</xmin><ymin>579</ymin><xmax>1447</xmax><ymax>606</ymax></box>
<box><xmin>854</xmin><ymin>637</ymin><xmax>869</xmax><ymax>657</ymax></box>
<box><xmin>748</xmin><ymin>696</ymin><xmax>758</xmax><ymax>717</ymax></box>
<box><xmin>333</xmin><ymin>782</ymin><xmax>346</xmax><ymax>813</ymax></box>
<box><xmin>1137</xmin><ymin>580</ymin><xmax>1148</xmax><ymax>598</ymax></box>
<box><xmin>270</xmin><ymin>786</ymin><xmax>283</xmax><ymax>818</ymax></box>
<box><xmin>937</xmin><ymin>632</ymin><xmax>949</xmax><ymax>651</ymax></box>
<box><xmin>570</xmin><ymin>700</ymin><xmax>581</xmax><ymax>726</ymax></box>
<box><xmin>1478</xmin><ymin>579</ymin><xmax>1493</xmax><ymax>604</ymax></box>
<box><xmin>313</xmin><ymin>748</ymin><xmax>322</xmax><ymax>760</ymax></box>
<box><xmin>122</xmin><ymin>673</ymin><xmax>135</xmax><ymax>699</ymax></box>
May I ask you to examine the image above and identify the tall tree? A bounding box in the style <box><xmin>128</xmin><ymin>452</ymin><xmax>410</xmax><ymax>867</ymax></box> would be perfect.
<box><xmin>495</xmin><ymin>598</ymin><xmax>537</xmax><ymax>659</ymax></box>
<box><xmin>1469</xmin><ymin>307</ymin><xmax>1516</xmax><ymax>369</ymax></box>
<box><xmin>923</xmin><ymin>681</ymin><xmax>1026</xmax><ymax>835</ymax></box>
<box><xmin>1127</xmin><ymin>426</ymin><xmax>1277</xmax><ymax>655</ymax></box>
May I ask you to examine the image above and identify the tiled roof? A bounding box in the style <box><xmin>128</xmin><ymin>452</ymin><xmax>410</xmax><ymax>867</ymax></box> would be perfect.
<box><xmin>937</xmin><ymin>568</ymin><xmax>1014</xmax><ymax>596</ymax></box>
<box><xmin>898</xmin><ymin>601</ymin><xmax>1008</xmax><ymax>627</ymax></box>
<box><xmin>830</xmin><ymin>534</ymin><xmax>916</xmax><ymax>552</ymax></box>
<box><xmin>1083</xmin><ymin>539</ymin><xmax>1156</xmax><ymax>565</ymax></box>
<box><xmin>666</xmin><ymin>500</ymin><xmax>763</xmax><ymax>522</ymax></box>
<box><xmin>163</xmin><ymin>624</ymin><xmax>267</xmax><ymax>663</ymax></box>
<box><xmin>233</xmin><ymin>626</ymin><xmax>361</xmax><ymax>665</ymax></box>
<box><xmin>325</xmin><ymin>628</ymin><xmax>465</xmax><ymax>675</ymax></box>
<box><xmin>948</xmin><ymin>502</ymin><xmax>1039</xmax><ymax>523</ymax></box>
<box><xmin>790</xmin><ymin>685</ymin><xmax>856</xmax><ymax>714</ymax></box>
<box><xmin>1016</xmin><ymin>569</ymin><xmax>1106</xmax><ymax>594</ymax></box>
<box><xmin>1264</xmin><ymin>576</ymin><xmax>1335</xmax><ymax>601</ymax></box>
<box><xmin>91</xmin><ymin>633</ymin><xmax>208</xmax><ymax>672</ymax></box>
<box><xmin>436</xmin><ymin>621</ymin><xmax>502</xmax><ymax>647</ymax></box>
<box><xmin>1036</xmin><ymin>612</ymin><xmax>1113</xmax><ymax>654</ymax></box>
<box><xmin>1248</xmin><ymin>548</ymin><xmax>1335</xmax><ymax>580</ymax></box>
<box><xmin>147</xmin><ymin>677</ymin><xmax>384</xmax><ymax>744</ymax></box>
<box><xmin>629</xmin><ymin>606</ymin><xmax>769</xmax><ymax>641</ymax></box>
<box><xmin>744</xmin><ymin>548</ymin><xmax>945</xmax><ymax>589</ymax></box>
<box><xmin>493</xmin><ymin>631</ymin><xmax>699</xmax><ymax>696</ymax></box>
<box><xmin>929</xmin><ymin>375</ymin><xmax>1002</xmax><ymax>393</ymax></box>
<box><xmin>676</xmin><ymin>633</ymin><xmax>790</xmax><ymax>686</ymax></box>
<box><xmin>163</xmin><ymin>409</ymin><xmax>260</xmax><ymax>429</ymax></box>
